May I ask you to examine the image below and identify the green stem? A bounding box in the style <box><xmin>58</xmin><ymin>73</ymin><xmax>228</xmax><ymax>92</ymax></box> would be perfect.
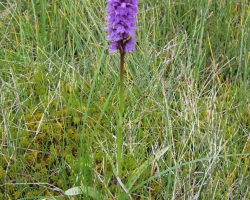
<box><xmin>117</xmin><ymin>50</ymin><xmax>125</xmax><ymax>197</ymax></box>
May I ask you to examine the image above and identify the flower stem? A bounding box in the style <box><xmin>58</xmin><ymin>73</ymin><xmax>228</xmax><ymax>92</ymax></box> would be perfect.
<box><xmin>117</xmin><ymin>50</ymin><xmax>125</xmax><ymax>197</ymax></box>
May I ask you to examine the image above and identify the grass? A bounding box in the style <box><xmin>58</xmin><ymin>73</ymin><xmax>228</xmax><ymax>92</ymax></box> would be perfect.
<box><xmin>0</xmin><ymin>0</ymin><xmax>249</xmax><ymax>199</ymax></box>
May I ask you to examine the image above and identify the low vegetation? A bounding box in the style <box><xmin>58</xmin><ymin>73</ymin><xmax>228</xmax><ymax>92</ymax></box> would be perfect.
<box><xmin>0</xmin><ymin>0</ymin><xmax>249</xmax><ymax>199</ymax></box>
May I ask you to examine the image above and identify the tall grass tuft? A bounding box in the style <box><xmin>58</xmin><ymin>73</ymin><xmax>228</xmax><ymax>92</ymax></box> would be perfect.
<box><xmin>0</xmin><ymin>0</ymin><xmax>249</xmax><ymax>199</ymax></box>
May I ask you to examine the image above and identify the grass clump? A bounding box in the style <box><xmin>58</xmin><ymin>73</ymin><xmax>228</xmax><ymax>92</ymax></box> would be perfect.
<box><xmin>0</xmin><ymin>0</ymin><xmax>249</xmax><ymax>199</ymax></box>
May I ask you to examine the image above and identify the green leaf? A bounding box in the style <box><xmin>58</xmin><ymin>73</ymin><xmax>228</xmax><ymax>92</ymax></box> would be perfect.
<box><xmin>65</xmin><ymin>186</ymin><xmax>105</xmax><ymax>200</ymax></box>
<box><xmin>126</xmin><ymin>146</ymin><xmax>170</xmax><ymax>191</ymax></box>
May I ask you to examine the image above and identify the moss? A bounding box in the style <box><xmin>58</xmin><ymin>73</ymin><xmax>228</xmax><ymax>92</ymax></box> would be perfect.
<box><xmin>123</xmin><ymin>154</ymin><xmax>137</xmax><ymax>171</ymax></box>
<box><xmin>41</xmin><ymin>168</ymin><xmax>48</xmax><ymax>175</ymax></box>
<box><xmin>51</xmin><ymin>175</ymin><xmax>59</xmax><ymax>183</ymax></box>
<box><xmin>109</xmin><ymin>185</ymin><xmax>116</xmax><ymax>194</ymax></box>
<box><xmin>64</xmin><ymin>153</ymin><xmax>73</xmax><ymax>163</ymax></box>
<box><xmin>34</xmin><ymin>172</ymin><xmax>41</xmax><ymax>179</ymax></box>
<box><xmin>1</xmin><ymin>38</ymin><xmax>248</xmax><ymax>198</ymax></box>
<box><xmin>243</xmin><ymin>158</ymin><xmax>249</xmax><ymax>176</ymax></box>
<box><xmin>149</xmin><ymin>181</ymin><xmax>162</xmax><ymax>197</ymax></box>
<box><xmin>34</xmin><ymin>112</ymin><xmax>43</xmax><ymax>121</ymax></box>
<box><xmin>94</xmin><ymin>150</ymin><xmax>103</xmax><ymax>164</ymax></box>
<box><xmin>55</xmin><ymin>122</ymin><xmax>63</xmax><ymax>132</ymax></box>
<box><xmin>19</xmin><ymin>137</ymin><xmax>30</xmax><ymax>148</ymax></box>
<box><xmin>26</xmin><ymin>122</ymin><xmax>36</xmax><ymax>130</ymax></box>
<box><xmin>73</xmin><ymin>117</ymin><xmax>80</xmax><ymax>125</ymax></box>
<box><xmin>0</xmin><ymin>166</ymin><xmax>4</xmax><ymax>182</ymax></box>
<box><xmin>57</xmin><ymin>179</ymin><xmax>64</xmax><ymax>188</ymax></box>
<box><xmin>13</xmin><ymin>191</ymin><xmax>22</xmax><ymax>199</ymax></box>
<box><xmin>66</xmin><ymin>128</ymin><xmax>76</xmax><ymax>141</ymax></box>
<box><xmin>24</xmin><ymin>152</ymin><xmax>37</xmax><ymax>166</ymax></box>
<box><xmin>41</xmin><ymin>123</ymin><xmax>49</xmax><ymax>133</ymax></box>
<box><xmin>34</xmin><ymin>163</ymin><xmax>42</xmax><ymax>170</ymax></box>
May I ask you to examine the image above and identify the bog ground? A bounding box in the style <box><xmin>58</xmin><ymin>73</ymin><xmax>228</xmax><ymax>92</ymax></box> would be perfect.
<box><xmin>0</xmin><ymin>0</ymin><xmax>249</xmax><ymax>199</ymax></box>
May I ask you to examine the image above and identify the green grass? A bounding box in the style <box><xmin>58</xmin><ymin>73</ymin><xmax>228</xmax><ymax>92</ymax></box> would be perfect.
<box><xmin>0</xmin><ymin>0</ymin><xmax>249</xmax><ymax>199</ymax></box>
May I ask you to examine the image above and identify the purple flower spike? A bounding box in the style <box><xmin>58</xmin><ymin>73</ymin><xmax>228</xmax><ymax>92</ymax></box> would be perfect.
<box><xmin>106</xmin><ymin>0</ymin><xmax>138</xmax><ymax>53</ymax></box>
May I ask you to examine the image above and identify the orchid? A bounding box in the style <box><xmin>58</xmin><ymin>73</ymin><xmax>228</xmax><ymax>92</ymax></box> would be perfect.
<box><xmin>105</xmin><ymin>1</ymin><xmax>138</xmax><ymax>197</ymax></box>
<box><xmin>106</xmin><ymin>0</ymin><xmax>138</xmax><ymax>53</ymax></box>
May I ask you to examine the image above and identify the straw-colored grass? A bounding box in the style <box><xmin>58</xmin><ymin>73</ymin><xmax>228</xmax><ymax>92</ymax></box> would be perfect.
<box><xmin>0</xmin><ymin>0</ymin><xmax>249</xmax><ymax>199</ymax></box>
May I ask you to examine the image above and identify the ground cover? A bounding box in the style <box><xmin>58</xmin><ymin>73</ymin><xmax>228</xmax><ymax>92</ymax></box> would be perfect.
<box><xmin>0</xmin><ymin>0</ymin><xmax>249</xmax><ymax>199</ymax></box>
